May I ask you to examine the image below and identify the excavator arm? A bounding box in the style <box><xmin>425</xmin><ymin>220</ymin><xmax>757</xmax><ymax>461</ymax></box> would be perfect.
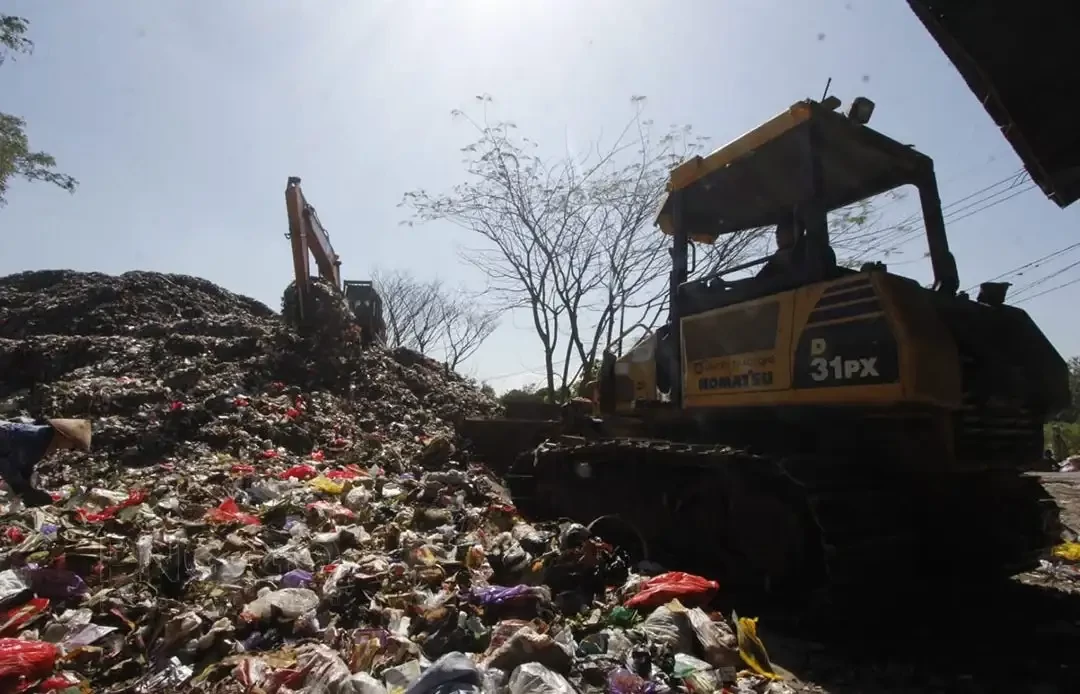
<box><xmin>284</xmin><ymin>177</ymin><xmax>343</xmax><ymax>325</ymax></box>
<box><xmin>283</xmin><ymin>177</ymin><xmax>387</xmax><ymax>345</ymax></box>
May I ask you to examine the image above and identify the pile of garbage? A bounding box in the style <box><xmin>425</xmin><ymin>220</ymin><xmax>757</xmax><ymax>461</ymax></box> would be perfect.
<box><xmin>0</xmin><ymin>270</ymin><xmax>789</xmax><ymax>693</ymax></box>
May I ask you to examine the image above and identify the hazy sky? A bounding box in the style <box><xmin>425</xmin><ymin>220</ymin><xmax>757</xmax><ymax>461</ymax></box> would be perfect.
<box><xmin>4</xmin><ymin>0</ymin><xmax>1078</xmax><ymax>390</ymax></box>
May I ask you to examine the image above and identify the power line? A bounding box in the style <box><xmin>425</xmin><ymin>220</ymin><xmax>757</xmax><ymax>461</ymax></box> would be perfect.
<box><xmin>860</xmin><ymin>154</ymin><xmax>1011</xmax><ymax>216</ymax></box>
<box><xmin>841</xmin><ymin>182</ymin><xmax>1035</xmax><ymax>262</ymax></box>
<box><xmin>839</xmin><ymin>168</ymin><xmax>1028</xmax><ymax>251</ymax></box>
<box><xmin>944</xmin><ymin>184</ymin><xmax>1036</xmax><ymax>225</ymax></box>
<box><xmin>967</xmin><ymin>241</ymin><xmax>1080</xmax><ymax>293</ymax></box>
<box><xmin>1013</xmin><ymin>275</ymin><xmax>1080</xmax><ymax>305</ymax></box>
<box><xmin>484</xmin><ymin>359</ymin><xmax>569</xmax><ymax>383</ymax></box>
<box><xmin>1010</xmin><ymin>257</ymin><xmax>1080</xmax><ymax>299</ymax></box>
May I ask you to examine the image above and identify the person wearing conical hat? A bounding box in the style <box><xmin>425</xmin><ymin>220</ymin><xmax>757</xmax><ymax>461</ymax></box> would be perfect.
<box><xmin>0</xmin><ymin>418</ymin><xmax>92</xmax><ymax>508</ymax></box>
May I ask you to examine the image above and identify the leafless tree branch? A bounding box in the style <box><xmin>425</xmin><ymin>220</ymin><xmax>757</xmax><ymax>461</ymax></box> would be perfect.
<box><xmin>373</xmin><ymin>268</ymin><xmax>500</xmax><ymax>370</ymax></box>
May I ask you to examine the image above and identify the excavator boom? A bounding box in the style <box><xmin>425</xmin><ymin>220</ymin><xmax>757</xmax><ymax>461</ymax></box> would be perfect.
<box><xmin>283</xmin><ymin>177</ymin><xmax>386</xmax><ymax>344</ymax></box>
<box><xmin>284</xmin><ymin>177</ymin><xmax>343</xmax><ymax>325</ymax></box>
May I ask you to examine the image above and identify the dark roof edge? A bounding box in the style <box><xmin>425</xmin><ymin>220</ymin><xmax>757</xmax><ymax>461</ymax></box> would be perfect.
<box><xmin>907</xmin><ymin>1</ymin><xmax>1078</xmax><ymax>208</ymax></box>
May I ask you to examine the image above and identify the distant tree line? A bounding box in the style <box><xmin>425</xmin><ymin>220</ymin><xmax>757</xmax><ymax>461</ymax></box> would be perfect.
<box><xmin>372</xmin><ymin>268</ymin><xmax>499</xmax><ymax>372</ymax></box>
<box><xmin>1047</xmin><ymin>356</ymin><xmax>1080</xmax><ymax>456</ymax></box>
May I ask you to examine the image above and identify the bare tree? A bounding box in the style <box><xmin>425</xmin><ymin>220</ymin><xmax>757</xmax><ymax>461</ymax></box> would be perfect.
<box><xmin>406</xmin><ymin>279</ymin><xmax>450</xmax><ymax>355</ymax></box>
<box><xmin>403</xmin><ymin>95</ymin><xmax>901</xmax><ymax>398</ymax></box>
<box><xmin>442</xmin><ymin>297</ymin><xmax>500</xmax><ymax>371</ymax></box>
<box><xmin>403</xmin><ymin>95</ymin><xmax>771</xmax><ymax>398</ymax></box>
<box><xmin>373</xmin><ymin>268</ymin><xmax>427</xmax><ymax>349</ymax></box>
<box><xmin>373</xmin><ymin>268</ymin><xmax>499</xmax><ymax>369</ymax></box>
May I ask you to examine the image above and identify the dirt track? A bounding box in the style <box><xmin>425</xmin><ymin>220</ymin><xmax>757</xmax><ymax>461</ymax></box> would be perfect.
<box><xmin>1037</xmin><ymin>471</ymin><xmax>1080</xmax><ymax>536</ymax></box>
<box><xmin>766</xmin><ymin>472</ymin><xmax>1080</xmax><ymax>693</ymax></box>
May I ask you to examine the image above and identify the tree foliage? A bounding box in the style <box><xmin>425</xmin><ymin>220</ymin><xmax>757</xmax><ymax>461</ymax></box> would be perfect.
<box><xmin>373</xmin><ymin>268</ymin><xmax>499</xmax><ymax>371</ymax></box>
<box><xmin>498</xmin><ymin>383</ymin><xmax>549</xmax><ymax>405</ymax></box>
<box><xmin>0</xmin><ymin>14</ymin><xmax>77</xmax><ymax>207</ymax></box>
<box><xmin>1058</xmin><ymin>355</ymin><xmax>1080</xmax><ymax>422</ymax></box>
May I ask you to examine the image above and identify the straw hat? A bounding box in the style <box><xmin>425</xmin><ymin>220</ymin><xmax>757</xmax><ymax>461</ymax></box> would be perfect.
<box><xmin>46</xmin><ymin>418</ymin><xmax>92</xmax><ymax>451</ymax></box>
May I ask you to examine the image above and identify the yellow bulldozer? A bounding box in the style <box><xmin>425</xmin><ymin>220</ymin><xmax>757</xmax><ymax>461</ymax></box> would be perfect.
<box><xmin>473</xmin><ymin>96</ymin><xmax>1071</xmax><ymax>605</ymax></box>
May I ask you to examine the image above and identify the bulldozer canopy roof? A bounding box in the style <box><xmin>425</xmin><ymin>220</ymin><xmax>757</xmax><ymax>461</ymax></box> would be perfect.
<box><xmin>908</xmin><ymin>1</ymin><xmax>1079</xmax><ymax>208</ymax></box>
<box><xmin>656</xmin><ymin>100</ymin><xmax>930</xmax><ymax>243</ymax></box>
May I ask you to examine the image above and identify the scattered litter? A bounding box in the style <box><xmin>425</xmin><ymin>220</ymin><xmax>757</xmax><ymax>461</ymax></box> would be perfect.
<box><xmin>0</xmin><ymin>270</ymin><xmax>832</xmax><ymax>691</ymax></box>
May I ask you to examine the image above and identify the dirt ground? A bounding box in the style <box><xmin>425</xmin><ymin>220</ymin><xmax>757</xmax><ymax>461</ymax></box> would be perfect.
<box><xmin>762</xmin><ymin>472</ymin><xmax>1080</xmax><ymax>694</ymax></box>
<box><xmin>1037</xmin><ymin>471</ymin><xmax>1080</xmax><ymax>537</ymax></box>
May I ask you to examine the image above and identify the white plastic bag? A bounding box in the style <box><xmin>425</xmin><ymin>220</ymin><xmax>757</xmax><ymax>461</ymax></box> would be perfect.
<box><xmin>507</xmin><ymin>663</ymin><xmax>575</xmax><ymax>694</ymax></box>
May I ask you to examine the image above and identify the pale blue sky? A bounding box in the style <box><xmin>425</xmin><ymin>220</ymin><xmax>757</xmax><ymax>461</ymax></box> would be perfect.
<box><xmin>3</xmin><ymin>0</ymin><xmax>1078</xmax><ymax>390</ymax></box>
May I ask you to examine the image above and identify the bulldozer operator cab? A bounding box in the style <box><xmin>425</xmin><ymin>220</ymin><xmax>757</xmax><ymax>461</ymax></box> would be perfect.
<box><xmin>600</xmin><ymin>95</ymin><xmax>1069</xmax><ymax>454</ymax></box>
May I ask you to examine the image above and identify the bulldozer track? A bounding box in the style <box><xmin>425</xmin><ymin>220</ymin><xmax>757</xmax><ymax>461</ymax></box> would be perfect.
<box><xmin>507</xmin><ymin>437</ymin><xmax>1062</xmax><ymax>608</ymax></box>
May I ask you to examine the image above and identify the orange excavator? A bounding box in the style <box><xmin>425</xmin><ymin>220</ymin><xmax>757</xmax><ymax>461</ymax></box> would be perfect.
<box><xmin>283</xmin><ymin>177</ymin><xmax>387</xmax><ymax>345</ymax></box>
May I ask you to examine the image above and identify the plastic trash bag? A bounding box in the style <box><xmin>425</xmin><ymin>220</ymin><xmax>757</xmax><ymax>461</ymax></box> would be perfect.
<box><xmin>282</xmin><ymin>568</ymin><xmax>314</xmax><ymax>588</ymax></box>
<box><xmin>624</xmin><ymin>571</ymin><xmax>718</xmax><ymax>609</ymax></box>
<box><xmin>481</xmin><ymin>667</ymin><xmax>508</xmax><ymax>694</ymax></box>
<box><xmin>675</xmin><ymin>601</ymin><xmax>740</xmax><ymax>668</ymax></box>
<box><xmin>311</xmin><ymin>476</ymin><xmax>346</xmax><ymax>495</ymax></box>
<box><xmin>507</xmin><ymin>663</ymin><xmax>575</xmax><ymax>694</ymax></box>
<box><xmin>635</xmin><ymin>602</ymin><xmax>694</xmax><ymax>653</ymax></box>
<box><xmin>297</xmin><ymin>643</ymin><xmax>352</xmax><ymax>692</ymax></box>
<box><xmin>470</xmin><ymin>585</ymin><xmax>549</xmax><ymax>608</ymax></box>
<box><xmin>206</xmin><ymin>498</ymin><xmax>260</xmax><ymax>525</ymax></box>
<box><xmin>345</xmin><ymin>672</ymin><xmax>390</xmax><ymax>694</ymax></box>
<box><xmin>279</xmin><ymin>464</ymin><xmax>319</xmax><ymax>481</ymax></box>
<box><xmin>384</xmin><ymin>660</ymin><xmax>423</xmax><ymax>694</ymax></box>
<box><xmin>606</xmin><ymin>667</ymin><xmax>652</xmax><ymax>694</ymax></box>
<box><xmin>732</xmin><ymin>611</ymin><xmax>778</xmax><ymax>680</ymax></box>
<box><xmin>75</xmin><ymin>489</ymin><xmax>147</xmax><ymax>523</ymax></box>
<box><xmin>405</xmin><ymin>652</ymin><xmax>482</xmax><ymax>694</ymax></box>
<box><xmin>135</xmin><ymin>535</ymin><xmax>153</xmax><ymax>570</ymax></box>
<box><xmin>1052</xmin><ymin>542</ymin><xmax>1080</xmax><ymax>562</ymax></box>
<box><xmin>483</xmin><ymin>626</ymin><xmax>573</xmax><ymax>675</ymax></box>
<box><xmin>27</xmin><ymin>568</ymin><xmax>88</xmax><ymax>600</ymax></box>
<box><xmin>674</xmin><ymin>653</ymin><xmax>713</xmax><ymax>678</ymax></box>
<box><xmin>0</xmin><ymin>637</ymin><xmax>58</xmax><ymax>680</ymax></box>
<box><xmin>607</xmin><ymin>606</ymin><xmax>639</xmax><ymax>628</ymax></box>
<box><xmin>62</xmin><ymin>623</ymin><xmax>117</xmax><ymax>648</ymax></box>
<box><xmin>0</xmin><ymin>598</ymin><xmax>49</xmax><ymax>636</ymax></box>
<box><xmin>0</xmin><ymin>570</ymin><xmax>29</xmax><ymax>605</ymax></box>
<box><xmin>241</xmin><ymin>588</ymin><xmax>320</xmax><ymax>622</ymax></box>
<box><xmin>684</xmin><ymin>669</ymin><xmax>722</xmax><ymax>693</ymax></box>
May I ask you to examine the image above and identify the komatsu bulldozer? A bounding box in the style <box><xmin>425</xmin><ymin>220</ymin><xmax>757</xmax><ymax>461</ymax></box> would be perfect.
<box><xmin>503</xmin><ymin>97</ymin><xmax>1072</xmax><ymax>604</ymax></box>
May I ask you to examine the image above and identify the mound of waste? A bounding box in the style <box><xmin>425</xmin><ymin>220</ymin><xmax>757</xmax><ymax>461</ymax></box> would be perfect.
<box><xmin>0</xmin><ymin>270</ymin><xmax>788</xmax><ymax>693</ymax></box>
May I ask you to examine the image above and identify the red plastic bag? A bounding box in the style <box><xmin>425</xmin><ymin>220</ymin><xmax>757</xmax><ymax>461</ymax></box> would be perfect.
<box><xmin>0</xmin><ymin>598</ymin><xmax>49</xmax><ymax>636</ymax></box>
<box><xmin>206</xmin><ymin>499</ymin><xmax>261</xmax><ymax>526</ymax></box>
<box><xmin>0</xmin><ymin>638</ymin><xmax>58</xmax><ymax>680</ymax></box>
<box><xmin>325</xmin><ymin>466</ymin><xmax>363</xmax><ymax>481</ymax></box>
<box><xmin>37</xmin><ymin>673</ymin><xmax>82</xmax><ymax>691</ymax></box>
<box><xmin>279</xmin><ymin>465</ymin><xmax>317</xmax><ymax>481</ymax></box>
<box><xmin>624</xmin><ymin>571</ymin><xmax>719</xmax><ymax>609</ymax></box>
<box><xmin>76</xmin><ymin>490</ymin><xmax>148</xmax><ymax>523</ymax></box>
